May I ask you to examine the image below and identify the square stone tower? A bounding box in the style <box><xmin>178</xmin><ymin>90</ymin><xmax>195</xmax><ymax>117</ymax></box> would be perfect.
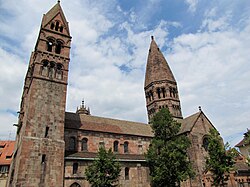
<box><xmin>7</xmin><ymin>2</ymin><xmax>71</xmax><ymax>187</ymax></box>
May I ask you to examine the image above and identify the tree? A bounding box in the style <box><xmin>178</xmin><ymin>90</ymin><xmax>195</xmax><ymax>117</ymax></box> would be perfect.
<box><xmin>205</xmin><ymin>128</ymin><xmax>234</xmax><ymax>187</ymax></box>
<box><xmin>145</xmin><ymin>108</ymin><xmax>194</xmax><ymax>187</ymax></box>
<box><xmin>243</xmin><ymin>129</ymin><xmax>250</xmax><ymax>166</ymax></box>
<box><xmin>85</xmin><ymin>147</ymin><xmax>121</xmax><ymax>187</ymax></box>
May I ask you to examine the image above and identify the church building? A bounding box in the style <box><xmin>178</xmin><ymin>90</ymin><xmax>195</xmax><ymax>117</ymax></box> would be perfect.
<box><xmin>7</xmin><ymin>2</ymin><xmax>249</xmax><ymax>187</ymax></box>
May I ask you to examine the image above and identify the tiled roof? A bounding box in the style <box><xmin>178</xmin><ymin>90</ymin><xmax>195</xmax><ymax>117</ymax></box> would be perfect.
<box><xmin>65</xmin><ymin>111</ymin><xmax>207</xmax><ymax>137</ymax></box>
<box><xmin>65</xmin><ymin>112</ymin><xmax>153</xmax><ymax>137</ymax></box>
<box><xmin>0</xmin><ymin>141</ymin><xmax>15</xmax><ymax>165</ymax></box>
<box><xmin>179</xmin><ymin>112</ymin><xmax>201</xmax><ymax>133</ymax></box>
<box><xmin>65</xmin><ymin>151</ymin><xmax>146</xmax><ymax>161</ymax></box>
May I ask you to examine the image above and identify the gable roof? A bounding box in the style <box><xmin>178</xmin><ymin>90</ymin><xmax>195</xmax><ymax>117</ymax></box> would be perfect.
<box><xmin>65</xmin><ymin>112</ymin><xmax>153</xmax><ymax>137</ymax></box>
<box><xmin>41</xmin><ymin>2</ymin><xmax>70</xmax><ymax>35</ymax></box>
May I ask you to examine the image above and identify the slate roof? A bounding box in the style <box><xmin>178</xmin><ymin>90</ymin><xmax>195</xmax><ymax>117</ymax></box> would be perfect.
<box><xmin>65</xmin><ymin>112</ymin><xmax>153</xmax><ymax>137</ymax></box>
<box><xmin>0</xmin><ymin>141</ymin><xmax>15</xmax><ymax>165</ymax></box>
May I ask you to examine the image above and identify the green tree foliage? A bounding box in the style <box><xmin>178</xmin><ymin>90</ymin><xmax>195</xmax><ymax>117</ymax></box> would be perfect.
<box><xmin>145</xmin><ymin>108</ymin><xmax>194</xmax><ymax>187</ymax></box>
<box><xmin>85</xmin><ymin>147</ymin><xmax>121</xmax><ymax>187</ymax></box>
<box><xmin>243</xmin><ymin>130</ymin><xmax>250</xmax><ymax>166</ymax></box>
<box><xmin>205</xmin><ymin>128</ymin><xmax>234</xmax><ymax>186</ymax></box>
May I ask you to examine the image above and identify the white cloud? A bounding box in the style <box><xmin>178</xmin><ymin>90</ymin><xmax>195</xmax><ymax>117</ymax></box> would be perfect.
<box><xmin>185</xmin><ymin>0</ymin><xmax>199</xmax><ymax>13</ymax></box>
<box><xmin>0</xmin><ymin>0</ymin><xmax>249</xmax><ymax>148</ymax></box>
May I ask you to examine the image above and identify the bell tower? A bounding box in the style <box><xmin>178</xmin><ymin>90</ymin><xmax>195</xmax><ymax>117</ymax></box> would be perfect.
<box><xmin>144</xmin><ymin>36</ymin><xmax>182</xmax><ymax>122</ymax></box>
<box><xmin>7</xmin><ymin>2</ymin><xmax>71</xmax><ymax>187</ymax></box>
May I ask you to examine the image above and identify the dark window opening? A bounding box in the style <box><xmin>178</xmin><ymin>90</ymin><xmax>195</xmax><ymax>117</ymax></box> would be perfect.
<box><xmin>125</xmin><ymin>167</ymin><xmax>129</xmax><ymax>180</ymax></box>
<box><xmin>50</xmin><ymin>22</ymin><xmax>55</xmax><ymax>30</ymax></box>
<box><xmin>41</xmin><ymin>154</ymin><xmax>46</xmax><ymax>164</ymax></box>
<box><xmin>69</xmin><ymin>137</ymin><xmax>76</xmax><ymax>151</ymax></box>
<box><xmin>47</xmin><ymin>41</ymin><xmax>53</xmax><ymax>52</ymax></box>
<box><xmin>43</xmin><ymin>60</ymin><xmax>49</xmax><ymax>67</ymax></box>
<box><xmin>162</xmin><ymin>88</ymin><xmax>166</xmax><ymax>98</ymax></box>
<box><xmin>60</xmin><ymin>26</ymin><xmax>63</xmax><ymax>32</ymax></box>
<box><xmin>55</xmin><ymin>21</ymin><xmax>59</xmax><ymax>31</ymax></box>
<box><xmin>55</xmin><ymin>42</ymin><xmax>62</xmax><ymax>54</ymax></box>
<box><xmin>203</xmin><ymin>137</ymin><xmax>209</xmax><ymax>151</ymax></box>
<box><xmin>157</xmin><ymin>88</ymin><xmax>161</xmax><ymax>99</ymax></box>
<box><xmin>57</xmin><ymin>63</ymin><xmax>62</xmax><ymax>70</ymax></box>
<box><xmin>124</xmin><ymin>141</ymin><xmax>129</xmax><ymax>153</ymax></box>
<box><xmin>114</xmin><ymin>141</ymin><xmax>119</xmax><ymax>152</ymax></box>
<box><xmin>45</xmin><ymin>126</ymin><xmax>49</xmax><ymax>138</ymax></box>
<box><xmin>82</xmin><ymin>138</ymin><xmax>88</xmax><ymax>151</ymax></box>
<box><xmin>50</xmin><ymin>62</ymin><xmax>55</xmax><ymax>68</ymax></box>
<box><xmin>73</xmin><ymin>163</ymin><xmax>78</xmax><ymax>174</ymax></box>
<box><xmin>70</xmin><ymin>182</ymin><xmax>81</xmax><ymax>187</ymax></box>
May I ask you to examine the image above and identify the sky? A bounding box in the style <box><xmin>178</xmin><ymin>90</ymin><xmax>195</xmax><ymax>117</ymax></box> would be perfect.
<box><xmin>0</xmin><ymin>0</ymin><xmax>249</xmax><ymax>147</ymax></box>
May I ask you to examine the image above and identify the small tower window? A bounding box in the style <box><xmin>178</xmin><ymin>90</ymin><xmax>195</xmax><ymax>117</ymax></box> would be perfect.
<box><xmin>125</xmin><ymin>167</ymin><xmax>129</xmax><ymax>180</ymax></box>
<box><xmin>55</xmin><ymin>41</ymin><xmax>62</xmax><ymax>54</ymax></box>
<box><xmin>60</xmin><ymin>26</ymin><xmax>63</xmax><ymax>32</ymax></box>
<box><xmin>69</xmin><ymin>137</ymin><xmax>76</xmax><ymax>151</ymax></box>
<box><xmin>55</xmin><ymin>21</ymin><xmax>59</xmax><ymax>31</ymax></box>
<box><xmin>124</xmin><ymin>141</ymin><xmax>129</xmax><ymax>153</ymax></box>
<box><xmin>82</xmin><ymin>138</ymin><xmax>88</xmax><ymax>151</ymax></box>
<box><xmin>73</xmin><ymin>163</ymin><xmax>78</xmax><ymax>174</ymax></box>
<box><xmin>162</xmin><ymin>88</ymin><xmax>166</xmax><ymax>98</ymax></box>
<box><xmin>41</xmin><ymin>154</ymin><xmax>46</xmax><ymax>164</ymax></box>
<box><xmin>157</xmin><ymin>88</ymin><xmax>161</xmax><ymax>99</ymax></box>
<box><xmin>47</xmin><ymin>41</ymin><xmax>53</xmax><ymax>52</ymax></box>
<box><xmin>50</xmin><ymin>22</ymin><xmax>55</xmax><ymax>30</ymax></box>
<box><xmin>99</xmin><ymin>141</ymin><xmax>105</xmax><ymax>149</ymax></box>
<box><xmin>113</xmin><ymin>141</ymin><xmax>119</xmax><ymax>152</ymax></box>
<box><xmin>45</xmin><ymin>126</ymin><xmax>49</xmax><ymax>138</ymax></box>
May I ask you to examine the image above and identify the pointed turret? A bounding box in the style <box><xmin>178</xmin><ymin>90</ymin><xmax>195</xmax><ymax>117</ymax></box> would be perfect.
<box><xmin>145</xmin><ymin>36</ymin><xmax>176</xmax><ymax>88</ymax></box>
<box><xmin>144</xmin><ymin>36</ymin><xmax>182</xmax><ymax>122</ymax></box>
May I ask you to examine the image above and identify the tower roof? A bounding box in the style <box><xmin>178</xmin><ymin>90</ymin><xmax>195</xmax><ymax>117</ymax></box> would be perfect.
<box><xmin>144</xmin><ymin>36</ymin><xmax>176</xmax><ymax>88</ymax></box>
<box><xmin>41</xmin><ymin>1</ymin><xmax>70</xmax><ymax>34</ymax></box>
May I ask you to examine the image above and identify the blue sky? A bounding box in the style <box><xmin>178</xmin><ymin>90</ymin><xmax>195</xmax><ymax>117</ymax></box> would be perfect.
<box><xmin>0</xmin><ymin>0</ymin><xmax>250</xmax><ymax>146</ymax></box>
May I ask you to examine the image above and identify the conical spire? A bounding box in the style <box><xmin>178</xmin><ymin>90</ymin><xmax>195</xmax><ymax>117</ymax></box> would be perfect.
<box><xmin>144</xmin><ymin>36</ymin><xmax>176</xmax><ymax>88</ymax></box>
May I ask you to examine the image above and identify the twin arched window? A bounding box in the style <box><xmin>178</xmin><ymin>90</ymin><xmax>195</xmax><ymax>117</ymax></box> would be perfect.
<box><xmin>40</xmin><ymin>60</ymin><xmax>63</xmax><ymax>80</ymax></box>
<box><xmin>46</xmin><ymin>38</ymin><xmax>64</xmax><ymax>54</ymax></box>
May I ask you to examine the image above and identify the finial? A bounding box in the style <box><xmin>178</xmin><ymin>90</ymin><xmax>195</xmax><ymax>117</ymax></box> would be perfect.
<box><xmin>151</xmin><ymin>36</ymin><xmax>154</xmax><ymax>40</ymax></box>
<box><xmin>82</xmin><ymin>99</ymin><xmax>84</xmax><ymax>107</ymax></box>
<box><xmin>199</xmin><ymin>106</ymin><xmax>202</xmax><ymax>111</ymax></box>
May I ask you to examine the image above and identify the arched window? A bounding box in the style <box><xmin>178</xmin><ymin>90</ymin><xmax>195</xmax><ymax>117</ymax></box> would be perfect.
<box><xmin>55</xmin><ymin>41</ymin><xmax>62</xmax><ymax>54</ymax></box>
<box><xmin>70</xmin><ymin>182</ymin><xmax>81</xmax><ymax>187</ymax></box>
<box><xmin>55</xmin><ymin>21</ymin><xmax>59</xmax><ymax>31</ymax></box>
<box><xmin>47</xmin><ymin>40</ymin><xmax>53</xmax><ymax>52</ymax></box>
<box><xmin>162</xmin><ymin>87</ymin><xmax>166</xmax><ymax>98</ymax></box>
<box><xmin>55</xmin><ymin>63</ymin><xmax>63</xmax><ymax>80</ymax></box>
<box><xmin>82</xmin><ymin>138</ymin><xmax>88</xmax><ymax>151</ymax></box>
<box><xmin>113</xmin><ymin>141</ymin><xmax>119</xmax><ymax>152</ymax></box>
<box><xmin>50</xmin><ymin>22</ymin><xmax>55</xmax><ymax>30</ymax></box>
<box><xmin>73</xmin><ymin>163</ymin><xmax>78</xmax><ymax>174</ymax></box>
<box><xmin>69</xmin><ymin>137</ymin><xmax>76</xmax><ymax>151</ymax></box>
<box><xmin>125</xmin><ymin>167</ymin><xmax>129</xmax><ymax>180</ymax></box>
<box><xmin>203</xmin><ymin>137</ymin><xmax>209</xmax><ymax>151</ymax></box>
<box><xmin>60</xmin><ymin>26</ymin><xmax>63</xmax><ymax>32</ymax></box>
<box><xmin>124</xmin><ymin>141</ymin><xmax>129</xmax><ymax>153</ymax></box>
<box><xmin>48</xmin><ymin>61</ymin><xmax>56</xmax><ymax>78</ymax></box>
<box><xmin>40</xmin><ymin>60</ymin><xmax>49</xmax><ymax>76</ymax></box>
<box><xmin>157</xmin><ymin>88</ymin><xmax>161</xmax><ymax>99</ymax></box>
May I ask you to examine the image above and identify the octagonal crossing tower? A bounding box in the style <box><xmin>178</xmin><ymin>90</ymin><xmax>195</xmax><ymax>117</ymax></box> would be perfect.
<box><xmin>7</xmin><ymin>2</ymin><xmax>71</xmax><ymax>187</ymax></box>
<box><xmin>144</xmin><ymin>36</ymin><xmax>182</xmax><ymax>122</ymax></box>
